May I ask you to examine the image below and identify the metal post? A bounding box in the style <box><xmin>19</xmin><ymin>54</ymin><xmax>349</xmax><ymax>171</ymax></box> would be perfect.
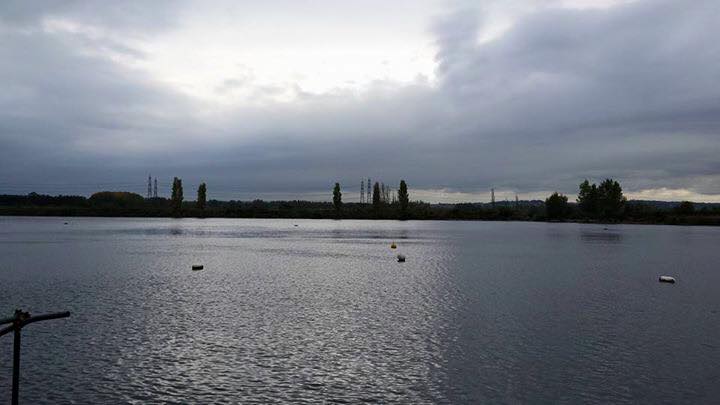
<box><xmin>12</xmin><ymin>324</ymin><xmax>20</xmax><ymax>405</ymax></box>
<box><xmin>1</xmin><ymin>309</ymin><xmax>70</xmax><ymax>405</ymax></box>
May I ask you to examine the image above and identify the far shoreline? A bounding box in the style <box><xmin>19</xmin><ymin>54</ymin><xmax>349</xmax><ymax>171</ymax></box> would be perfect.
<box><xmin>2</xmin><ymin>213</ymin><xmax>719</xmax><ymax>227</ymax></box>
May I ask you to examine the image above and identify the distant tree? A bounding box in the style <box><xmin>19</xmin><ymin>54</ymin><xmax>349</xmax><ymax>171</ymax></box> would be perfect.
<box><xmin>89</xmin><ymin>191</ymin><xmax>144</xmax><ymax>207</ymax></box>
<box><xmin>545</xmin><ymin>192</ymin><xmax>570</xmax><ymax>220</ymax></box>
<box><xmin>577</xmin><ymin>179</ymin><xmax>598</xmax><ymax>217</ymax></box>
<box><xmin>674</xmin><ymin>201</ymin><xmax>695</xmax><ymax>215</ymax></box>
<box><xmin>578</xmin><ymin>178</ymin><xmax>625</xmax><ymax>220</ymax></box>
<box><xmin>197</xmin><ymin>183</ymin><xmax>207</xmax><ymax>210</ymax></box>
<box><xmin>171</xmin><ymin>177</ymin><xmax>183</xmax><ymax>216</ymax></box>
<box><xmin>597</xmin><ymin>178</ymin><xmax>625</xmax><ymax>220</ymax></box>
<box><xmin>372</xmin><ymin>182</ymin><xmax>381</xmax><ymax>208</ymax></box>
<box><xmin>398</xmin><ymin>180</ymin><xmax>409</xmax><ymax>217</ymax></box>
<box><xmin>332</xmin><ymin>182</ymin><xmax>342</xmax><ymax>213</ymax></box>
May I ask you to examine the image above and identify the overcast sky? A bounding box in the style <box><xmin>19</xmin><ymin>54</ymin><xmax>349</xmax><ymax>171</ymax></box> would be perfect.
<box><xmin>1</xmin><ymin>0</ymin><xmax>719</xmax><ymax>202</ymax></box>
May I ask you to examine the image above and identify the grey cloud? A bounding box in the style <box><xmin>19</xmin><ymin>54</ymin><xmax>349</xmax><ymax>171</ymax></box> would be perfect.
<box><xmin>1</xmin><ymin>0</ymin><xmax>720</xmax><ymax>201</ymax></box>
<box><xmin>0</xmin><ymin>0</ymin><xmax>184</xmax><ymax>34</ymax></box>
<box><xmin>0</xmin><ymin>24</ymin><xmax>198</xmax><ymax>187</ymax></box>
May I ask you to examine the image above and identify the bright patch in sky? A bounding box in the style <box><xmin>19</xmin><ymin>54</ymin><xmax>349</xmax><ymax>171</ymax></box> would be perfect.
<box><xmin>129</xmin><ymin>2</ymin><xmax>440</xmax><ymax>103</ymax></box>
<box><xmin>626</xmin><ymin>188</ymin><xmax>720</xmax><ymax>203</ymax></box>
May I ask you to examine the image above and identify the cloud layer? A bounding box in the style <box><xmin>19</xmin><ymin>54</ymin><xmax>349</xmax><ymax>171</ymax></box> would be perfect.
<box><xmin>1</xmin><ymin>0</ymin><xmax>719</xmax><ymax>201</ymax></box>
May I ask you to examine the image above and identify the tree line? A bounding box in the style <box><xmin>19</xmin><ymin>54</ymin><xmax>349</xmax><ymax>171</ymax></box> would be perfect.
<box><xmin>333</xmin><ymin>180</ymin><xmax>409</xmax><ymax>218</ymax></box>
<box><xmin>544</xmin><ymin>178</ymin><xmax>627</xmax><ymax>221</ymax></box>
<box><xmin>1</xmin><ymin>178</ymin><xmax>719</xmax><ymax>225</ymax></box>
<box><xmin>542</xmin><ymin>178</ymin><xmax>720</xmax><ymax>224</ymax></box>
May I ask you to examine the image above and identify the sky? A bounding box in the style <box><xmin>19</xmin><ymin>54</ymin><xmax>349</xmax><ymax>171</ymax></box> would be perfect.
<box><xmin>1</xmin><ymin>0</ymin><xmax>719</xmax><ymax>202</ymax></box>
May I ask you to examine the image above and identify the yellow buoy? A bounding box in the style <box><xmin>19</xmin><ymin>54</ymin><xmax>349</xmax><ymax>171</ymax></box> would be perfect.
<box><xmin>390</xmin><ymin>243</ymin><xmax>397</xmax><ymax>249</ymax></box>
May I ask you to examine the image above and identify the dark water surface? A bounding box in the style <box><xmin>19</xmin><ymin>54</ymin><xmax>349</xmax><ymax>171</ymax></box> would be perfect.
<box><xmin>1</xmin><ymin>217</ymin><xmax>719</xmax><ymax>403</ymax></box>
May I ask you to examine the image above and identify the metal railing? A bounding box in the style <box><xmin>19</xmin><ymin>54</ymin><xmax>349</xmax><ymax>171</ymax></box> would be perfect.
<box><xmin>1</xmin><ymin>309</ymin><xmax>70</xmax><ymax>405</ymax></box>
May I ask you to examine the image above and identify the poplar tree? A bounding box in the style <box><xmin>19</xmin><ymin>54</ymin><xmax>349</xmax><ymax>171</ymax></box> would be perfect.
<box><xmin>197</xmin><ymin>183</ymin><xmax>207</xmax><ymax>210</ymax></box>
<box><xmin>332</xmin><ymin>182</ymin><xmax>342</xmax><ymax>213</ymax></box>
<box><xmin>398</xmin><ymin>180</ymin><xmax>409</xmax><ymax>217</ymax></box>
<box><xmin>171</xmin><ymin>177</ymin><xmax>183</xmax><ymax>216</ymax></box>
<box><xmin>372</xmin><ymin>182</ymin><xmax>381</xmax><ymax>208</ymax></box>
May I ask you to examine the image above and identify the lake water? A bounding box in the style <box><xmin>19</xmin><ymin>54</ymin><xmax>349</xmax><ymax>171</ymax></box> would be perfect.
<box><xmin>0</xmin><ymin>217</ymin><xmax>719</xmax><ymax>403</ymax></box>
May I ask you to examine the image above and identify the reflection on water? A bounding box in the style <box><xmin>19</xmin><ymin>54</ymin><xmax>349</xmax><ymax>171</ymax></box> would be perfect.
<box><xmin>580</xmin><ymin>228</ymin><xmax>623</xmax><ymax>243</ymax></box>
<box><xmin>0</xmin><ymin>218</ymin><xmax>719</xmax><ymax>403</ymax></box>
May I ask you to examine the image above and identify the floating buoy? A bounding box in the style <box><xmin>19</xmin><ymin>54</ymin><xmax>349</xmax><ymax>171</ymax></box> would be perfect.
<box><xmin>192</xmin><ymin>265</ymin><xmax>204</xmax><ymax>271</ymax></box>
<box><xmin>659</xmin><ymin>276</ymin><xmax>675</xmax><ymax>283</ymax></box>
<box><xmin>390</xmin><ymin>243</ymin><xmax>397</xmax><ymax>249</ymax></box>
<box><xmin>397</xmin><ymin>254</ymin><xmax>406</xmax><ymax>263</ymax></box>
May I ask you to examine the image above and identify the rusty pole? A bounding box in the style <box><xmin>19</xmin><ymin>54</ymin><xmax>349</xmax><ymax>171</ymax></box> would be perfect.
<box><xmin>1</xmin><ymin>310</ymin><xmax>70</xmax><ymax>405</ymax></box>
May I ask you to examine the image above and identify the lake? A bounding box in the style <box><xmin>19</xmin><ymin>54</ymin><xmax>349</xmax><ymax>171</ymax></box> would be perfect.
<box><xmin>1</xmin><ymin>217</ymin><xmax>719</xmax><ymax>403</ymax></box>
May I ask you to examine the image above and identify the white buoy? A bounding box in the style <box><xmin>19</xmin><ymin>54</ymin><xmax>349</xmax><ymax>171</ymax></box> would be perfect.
<box><xmin>192</xmin><ymin>265</ymin><xmax>204</xmax><ymax>271</ymax></box>
<box><xmin>659</xmin><ymin>275</ymin><xmax>675</xmax><ymax>283</ymax></box>
<box><xmin>397</xmin><ymin>254</ymin><xmax>406</xmax><ymax>263</ymax></box>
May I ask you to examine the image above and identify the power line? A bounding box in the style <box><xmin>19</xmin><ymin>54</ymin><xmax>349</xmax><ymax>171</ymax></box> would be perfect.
<box><xmin>360</xmin><ymin>179</ymin><xmax>364</xmax><ymax>204</ymax></box>
<box><xmin>367</xmin><ymin>178</ymin><xmax>371</xmax><ymax>203</ymax></box>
